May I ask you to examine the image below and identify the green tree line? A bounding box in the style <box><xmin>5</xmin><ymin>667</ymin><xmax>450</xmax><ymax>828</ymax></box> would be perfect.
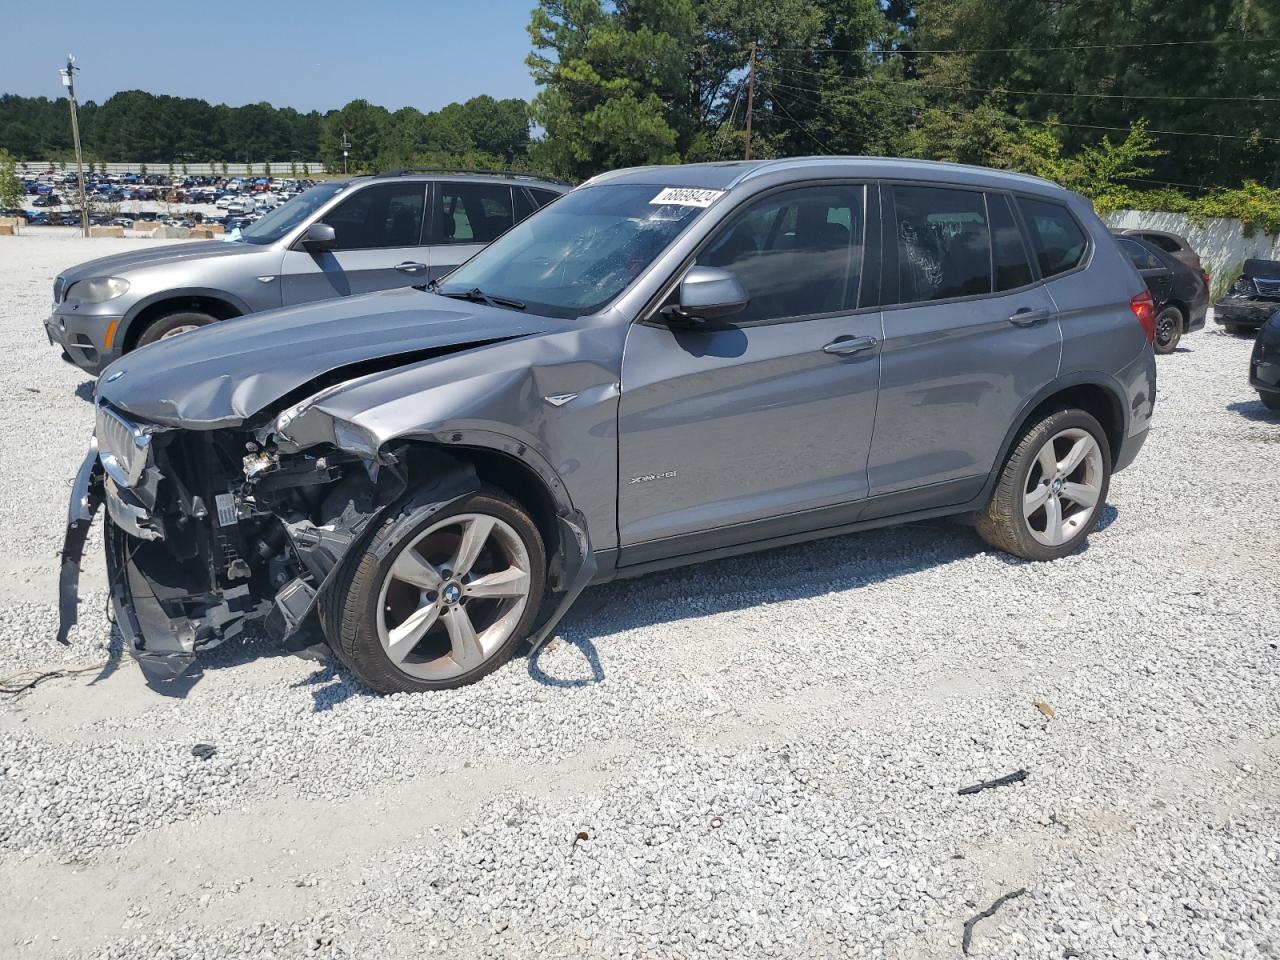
<box><xmin>0</xmin><ymin>90</ymin><xmax>531</xmax><ymax>172</ymax></box>
<box><xmin>2</xmin><ymin>0</ymin><xmax>1276</xmax><ymax>213</ymax></box>
<box><xmin>525</xmin><ymin>0</ymin><xmax>1279</xmax><ymax>200</ymax></box>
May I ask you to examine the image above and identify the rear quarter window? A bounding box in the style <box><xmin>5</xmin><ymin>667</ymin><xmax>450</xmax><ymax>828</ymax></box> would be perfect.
<box><xmin>1017</xmin><ymin>197</ymin><xmax>1088</xmax><ymax>278</ymax></box>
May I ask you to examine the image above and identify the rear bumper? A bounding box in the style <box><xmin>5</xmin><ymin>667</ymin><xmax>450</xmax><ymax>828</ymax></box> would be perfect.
<box><xmin>1251</xmin><ymin>349</ymin><xmax>1280</xmax><ymax>396</ymax></box>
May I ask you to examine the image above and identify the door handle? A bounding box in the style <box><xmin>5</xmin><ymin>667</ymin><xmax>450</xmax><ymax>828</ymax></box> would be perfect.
<box><xmin>1008</xmin><ymin>308</ymin><xmax>1053</xmax><ymax>327</ymax></box>
<box><xmin>394</xmin><ymin>261</ymin><xmax>427</xmax><ymax>274</ymax></box>
<box><xmin>822</xmin><ymin>335</ymin><xmax>879</xmax><ymax>356</ymax></box>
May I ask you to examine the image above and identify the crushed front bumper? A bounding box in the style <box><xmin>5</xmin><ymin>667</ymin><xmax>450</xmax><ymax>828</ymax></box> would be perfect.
<box><xmin>1214</xmin><ymin>298</ymin><xmax>1279</xmax><ymax>329</ymax></box>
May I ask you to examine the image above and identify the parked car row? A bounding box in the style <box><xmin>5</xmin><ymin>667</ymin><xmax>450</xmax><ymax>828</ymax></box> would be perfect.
<box><xmin>55</xmin><ymin>159</ymin><xmax>1163</xmax><ymax>696</ymax></box>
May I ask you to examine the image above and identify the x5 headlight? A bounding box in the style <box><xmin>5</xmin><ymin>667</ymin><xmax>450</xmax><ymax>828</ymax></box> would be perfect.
<box><xmin>66</xmin><ymin>277</ymin><xmax>130</xmax><ymax>304</ymax></box>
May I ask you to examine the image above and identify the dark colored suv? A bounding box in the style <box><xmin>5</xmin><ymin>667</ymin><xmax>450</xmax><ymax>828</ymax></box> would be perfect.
<box><xmin>60</xmin><ymin>158</ymin><xmax>1157</xmax><ymax>693</ymax></box>
<box><xmin>44</xmin><ymin>170</ymin><xmax>568</xmax><ymax>374</ymax></box>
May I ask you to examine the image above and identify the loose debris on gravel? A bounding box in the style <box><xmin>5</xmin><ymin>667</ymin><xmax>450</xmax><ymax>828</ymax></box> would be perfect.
<box><xmin>0</xmin><ymin>235</ymin><xmax>1278</xmax><ymax>959</ymax></box>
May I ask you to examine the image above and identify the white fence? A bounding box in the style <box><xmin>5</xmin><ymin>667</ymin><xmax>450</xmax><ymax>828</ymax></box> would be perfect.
<box><xmin>1105</xmin><ymin>209</ymin><xmax>1280</xmax><ymax>283</ymax></box>
<box><xmin>17</xmin><ymin>160</ymin><xmax>324</xmax><ymax>177</ymax></box>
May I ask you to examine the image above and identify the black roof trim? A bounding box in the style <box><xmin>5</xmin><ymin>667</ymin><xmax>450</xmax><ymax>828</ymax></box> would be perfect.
<box><xmin>374</xmin><ymin>167</ymin><xmax>570</xmax><ymax>187</ymax></box>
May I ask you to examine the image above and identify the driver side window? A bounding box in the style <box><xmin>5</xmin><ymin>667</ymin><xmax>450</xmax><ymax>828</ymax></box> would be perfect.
<box><xmin>322</xmin><ymin>183</ymin><xmax>426</xmax><ymax>251</ymax></box>
<box><xmin>695</xmin><ymin>184</ymin><xmax>865</xmax><ymax>324</ymax></box>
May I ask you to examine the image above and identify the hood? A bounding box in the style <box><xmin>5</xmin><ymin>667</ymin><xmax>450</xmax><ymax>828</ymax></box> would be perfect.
<box><xmin>1243</xmin><ymin>259</ymin><xmax>1280</xmax><ymax>280</ymax></box>
<box><xmin>58</xmin><ymin>240</ymin><xmax>260</xmax><ymax>286</ymax></box>
<box><xmin>96</xmin><ymin>287</ymin><xmax>558</xmax><ymax>429</ymax></box>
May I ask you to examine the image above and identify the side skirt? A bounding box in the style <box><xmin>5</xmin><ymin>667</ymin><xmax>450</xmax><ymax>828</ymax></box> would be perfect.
<box><xmin>593</xmin><ymin>476</ymin><xmax>987</xmax><ymax>585</ymax></box>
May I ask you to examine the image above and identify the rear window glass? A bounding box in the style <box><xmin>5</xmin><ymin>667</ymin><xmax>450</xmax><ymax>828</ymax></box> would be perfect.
<box><xmin>892</xmin><ymin>185</ymin><xmax>992</xmax><ymax>303</ymax></box>
<box><xmin>1142</xmin><ymin>233</ymin><xmax>1181</xmax><ymax>253</ymax></box>
<box><xmin>1018</xmin><ymin>197</ymin><xmax>1088</xmax><ymax>278</ymax></box>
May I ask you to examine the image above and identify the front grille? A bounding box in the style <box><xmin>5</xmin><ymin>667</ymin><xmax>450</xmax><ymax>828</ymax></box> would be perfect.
<box><xmin>1253</xmin><ymin>278</ymin><xmax>1280</xmax><ymax>298</ymax></box>
<box><xmin>96</xmin><ymin>404</ymin><xmax>152</xmax><ymax>488</ymax></box>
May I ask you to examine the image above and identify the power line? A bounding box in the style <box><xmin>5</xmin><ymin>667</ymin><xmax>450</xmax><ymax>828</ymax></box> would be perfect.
<box><xmin>771</xmin><ymin>63</ymin><xmax>1280</xmax><ymax>104</ymax></box>
<box><xmin>766</xmin><ymin>77</ymin><xmax>1280</xmax><ymax>143</ymax></box>
<box><xmin>764</xmin><ymin>37</ymin><xmax>1278</xmax><ymax>56</ymax></box>
<box><xmin>768</xmin><ymin>89</ymin><xmax>836</xmax><ymax>155</ymax></box>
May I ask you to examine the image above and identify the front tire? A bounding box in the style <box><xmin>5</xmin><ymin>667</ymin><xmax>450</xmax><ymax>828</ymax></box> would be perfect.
<box><xmin>321</xmin><ymin>488</ymin><xmax>546</xmax><ymax>693</ymax></box>
<box><xmin>135</xmin><ymin>310</ymin><xmax>217</xmax><ymax>347</ymax></box>
<box><xmin>1260</xmin><ymin>391</ymin><xmax>1280</xmax><ymax>412</ymax></box>
<box><xmin>976</xmin><ymin>408</ymin><xmax>1112</xmax><ymax>561</ymax></box>
<box><xmin>1153</xmin><ymin>305</ymin><xmax>1183</xmax><ymax>354</ymax></box>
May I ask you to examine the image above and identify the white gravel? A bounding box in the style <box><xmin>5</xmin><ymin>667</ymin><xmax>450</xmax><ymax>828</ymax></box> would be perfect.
<box><xmin>0</xmin><ymin>233</ymin><xmax>1277</xmax><ymax>959</ymax></box>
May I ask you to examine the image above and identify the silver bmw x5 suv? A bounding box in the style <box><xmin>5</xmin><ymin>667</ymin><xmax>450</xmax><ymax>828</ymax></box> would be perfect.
<box><xmin>60</xmin><ymin>157</ymin><xmax>1158</xmax><ymax>693</ymax></box>
<box><xmin>44</xmin><ymin>170</ymin><xmax>568</xmax><ymax>374</ymax></box>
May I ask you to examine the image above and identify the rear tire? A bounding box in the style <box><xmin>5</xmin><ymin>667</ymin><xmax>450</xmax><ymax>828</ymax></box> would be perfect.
<box><xmin>1260</xmin><ymin>392</ymin><xmax>1280</xmax><ymax>412</ymax></box>
<box><xmin>1153</xmin><ymin>305</ymin><xmax>1183</xmax><ymax>355</ymax></box>
<box><xmin>976</xmin><ymin>408</ymin><xmax>1112</xmax><ymax>561</ymax></box>
<box><xmin>320</xmin><ymin>487</ymin><xmax>546</xmax><ymax>694</ymax></box>
<box><xmin>135</xmin><ymin>310</ymin><xmax>217</xmax><ymax>347</ymax></box>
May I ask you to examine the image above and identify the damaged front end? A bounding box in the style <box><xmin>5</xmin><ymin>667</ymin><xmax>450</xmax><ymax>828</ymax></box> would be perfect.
<box><xmin>60</xmin><ymin>399</ymin><xmax>449</xmax><ymax>682</ymax></box>
<box><xmin>58</xmin><ymin>395</ymin><xmax>593</xmax><ymax>686</ymax></box>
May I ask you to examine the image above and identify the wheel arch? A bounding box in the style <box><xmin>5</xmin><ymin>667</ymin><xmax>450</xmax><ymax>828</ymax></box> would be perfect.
<box><xmin>984</xmin><ymin>374</ymin><xmax>1128</xmax><ymax>501</ymax></box>
<box><xmin>121</xmin><ymin>290</ymin><xmax>249</xmax><ymax>352</ymax></box>
<box><xmin>387</xmin><ymin>434</ymin><xmax>575</xmax><ymax>588</ymax></box>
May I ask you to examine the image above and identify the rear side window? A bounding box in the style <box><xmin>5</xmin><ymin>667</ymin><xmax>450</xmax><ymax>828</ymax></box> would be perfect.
<box><xmin>434</xmin><ymin>183</ymin><xmax>515</xmax><ymax>243</ymax></box>
<box><xmin>1018</xmin><ymin>197</ymin><xmax>1087</xmax><ymax>278</ymax></box>
<box><xmin>989</xmin><ymin>193</ymin><xmax>1033</xmax><ymax>291</ymax></box>
<box><xmin>1117</xmin><ymin>237</ymin><xmax>1162</xmax><ymax>270</ymax></box>
<box><xmin>892</xmin><ymin>185</ymin><xmax>991</xmax><ymax>303</ymax></box>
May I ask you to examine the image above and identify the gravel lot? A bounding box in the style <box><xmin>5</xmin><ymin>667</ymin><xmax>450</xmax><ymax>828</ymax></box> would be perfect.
<box><xmin>1</xmin><ymin>233</ymin><xmax>1277</xmax><ymax>960</ymax></box>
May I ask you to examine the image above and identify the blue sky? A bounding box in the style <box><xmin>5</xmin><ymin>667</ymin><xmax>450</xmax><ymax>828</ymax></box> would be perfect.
<box><xmin>0</xmin><ymin>0</ymin><xmax>541</xmax><ymax>113</ymax></box>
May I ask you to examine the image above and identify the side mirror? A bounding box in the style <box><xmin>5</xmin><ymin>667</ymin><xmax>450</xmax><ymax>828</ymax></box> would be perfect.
<box><xmin>662</xmin><ymin>265</ymin><xmax>749</xmax><ymax>325</ymax></box>
<box><xmin>301</xmin><ymin>222</ymin><xmax>336</xmax><ymax>252</ymax></box>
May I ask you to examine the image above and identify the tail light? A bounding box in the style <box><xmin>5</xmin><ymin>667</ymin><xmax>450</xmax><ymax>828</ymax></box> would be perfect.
<box><xmin>1130</xmin><ymin>290</ymin><xmax>1156</xmax><ymax>343</ymax></box>
<box><xmin>1201</xmin><ymin>270</ymin><xmax>1211</xmax><ymax>290</ymax></box>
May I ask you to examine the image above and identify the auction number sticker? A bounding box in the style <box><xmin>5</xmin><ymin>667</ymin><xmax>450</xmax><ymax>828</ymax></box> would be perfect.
<box><xmin>650</xmin><ymin>187</ymin><xmax>725</xmax><ymax>207</ymax></box>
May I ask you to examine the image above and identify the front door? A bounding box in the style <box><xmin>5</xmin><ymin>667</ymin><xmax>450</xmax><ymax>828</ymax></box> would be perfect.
<box><xmin>617</xmin><ymin>183</ymin><xmax>882</xmax><ymax>561</ymax></box>
<box><xmin>865</xmin><ymin>185</ymin><xmax>1062</xmax><ymax>512</ymax></box>
<box><xmin>280</xmin><ymin>181</ymin><xmax>429</xmax><ymax>305</ymax></box>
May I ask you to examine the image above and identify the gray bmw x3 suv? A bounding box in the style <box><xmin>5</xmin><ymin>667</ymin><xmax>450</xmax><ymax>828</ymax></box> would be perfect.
<box><xmin>44</xmin><ymin>170</ymin><xmax>568</xmax><ymax>374</ymax></box>
<box><xmin>60</xmin><ymin>157</ymin><xmax>1157</xmax><ymax>693</ymax></box>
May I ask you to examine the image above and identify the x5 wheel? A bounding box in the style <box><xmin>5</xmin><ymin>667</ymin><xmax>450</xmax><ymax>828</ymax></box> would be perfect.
<box><xmin>320</xmin><ymin>488</ymin><xmax>546</xmax><ymax>693</ymax></box>
<box><xmin>976</xmin><ymin>408</ymin><xmax>1112</xmax><ymax>561</ymax></box>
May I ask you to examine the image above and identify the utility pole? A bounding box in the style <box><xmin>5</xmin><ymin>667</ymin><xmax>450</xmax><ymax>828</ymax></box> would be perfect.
<box><xmin>59</xmin><ymin>55</ymin><xmax>90</xmax><ymax>237</ymax></box>
<box><xmin>340</xmin><ymin>132</ymin><xmax>352</xmax><ymax>175</ymax></box>
<box><xmin>744</xmin><ymin>41</ymin><xmax>757</xmax><ymax>161</ymax></box>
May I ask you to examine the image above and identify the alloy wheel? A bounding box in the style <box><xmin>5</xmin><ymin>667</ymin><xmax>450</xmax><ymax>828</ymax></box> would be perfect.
<box><xmin>159</xmin><ymin>324</ymin><xmax>200</xmax><ymax>339</ymax></box>
<box><xmin>1022</xmin><ymin>428</ymin><xmax>1104</xmax><ymax>547</ymax></box>
<box><xmin>375</xmin><ymin>513</ymin><xmax>532</xmax><ymax>681</ymax></box>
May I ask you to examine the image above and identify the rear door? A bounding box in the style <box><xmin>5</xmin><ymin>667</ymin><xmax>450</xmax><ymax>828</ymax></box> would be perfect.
<box><xmin>425</xmin><ymin>181</ymin><xmax>517</xmax><ymax>281</ymax></box>
<box><xmin>865</xmin><ymin>184</ymin><xmax>1061</xmax><ymax>514</ymax></box>
<box><xmin>280</xmin><ymin>181</ymin><xmax>430</xmax><ymax>305</ymax></box>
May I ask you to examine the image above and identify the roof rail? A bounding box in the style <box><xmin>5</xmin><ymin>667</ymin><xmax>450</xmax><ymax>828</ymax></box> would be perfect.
<box><xmin>374</xmin><ymin>167</ymin><xmax>571</xmax><ymax>186</ymax></box>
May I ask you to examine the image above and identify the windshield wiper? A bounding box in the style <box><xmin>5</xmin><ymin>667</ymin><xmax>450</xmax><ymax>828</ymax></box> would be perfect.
<box><xmin>436</xmin><ymin>286</ymin><xmax>527</xmax><ymax>310</ymax></box>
